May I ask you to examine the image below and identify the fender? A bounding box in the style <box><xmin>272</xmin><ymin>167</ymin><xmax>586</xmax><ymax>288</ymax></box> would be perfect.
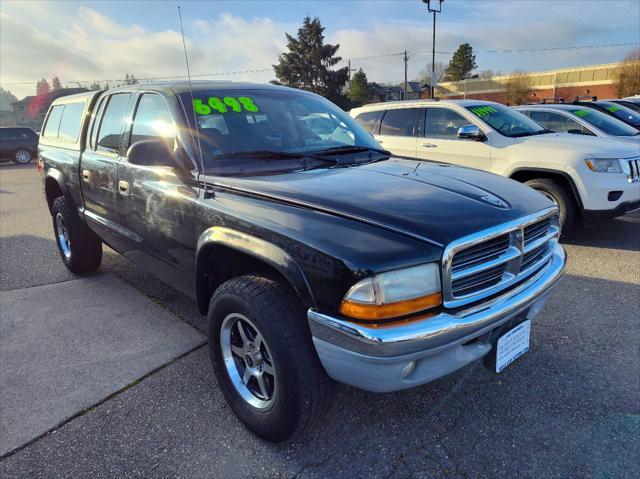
<box><xmin>508</xmin><ymin>167</ymin><xmax>585</xmax><ymax>212</ymax></box>
<box><xmin>195</xmin><ymin>227</ymin><xmax>316</xmax><ymax>314</ymax></box>
<box><xmin>44</xmin><ymin>167</ymin><xmax>75</xmax><ymax>212</ymax></box>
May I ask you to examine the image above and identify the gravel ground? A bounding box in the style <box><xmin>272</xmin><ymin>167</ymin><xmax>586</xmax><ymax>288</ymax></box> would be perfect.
<box><xmin>1</xmin><ymin>163</ymin><xmax>638</xmax><ymax>478</ymax></box>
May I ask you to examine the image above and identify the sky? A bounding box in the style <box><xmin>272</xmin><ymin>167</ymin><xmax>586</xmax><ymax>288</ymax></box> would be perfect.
<box><xmin>1</xmin><ymin>0</ymin><xmax>639</xmax><ymax>99</ymax></box>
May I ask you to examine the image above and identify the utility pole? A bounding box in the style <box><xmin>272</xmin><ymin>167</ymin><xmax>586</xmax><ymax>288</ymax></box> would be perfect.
<box><xmin>403</xmin><ymin>50</ymin><xmax>408</xmax><ymax>100</ymax></box>
<box><xmin>423</xmin><ymin>0</ymin><xmax>444</xmax><ymax>99</ymax></box>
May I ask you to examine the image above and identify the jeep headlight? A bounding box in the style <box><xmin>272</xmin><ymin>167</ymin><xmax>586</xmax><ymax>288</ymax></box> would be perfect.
<box><xmin>339</xmin><ymin>263</ymin><xmax>441</xmax><ymax>321</ymax></box>
<box><xmin>585</xmin><ymin>158</ymin><xmax>623</xmax><ymax>173</ymax></box>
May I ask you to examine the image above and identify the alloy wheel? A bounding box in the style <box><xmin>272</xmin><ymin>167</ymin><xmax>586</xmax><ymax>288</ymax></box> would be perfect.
<box><xmin>55</xmin><ymin>213</ymin><xmax>71</xmax><ymax>258</ymax></box>
<box><xmin>15</xmin><ymin>149</ymin><xmax>32</xmax><ymax>164</ymax></box>
<box><xmin>220</xmin><ymin>313</ymin><xmax>277</xmax><ymax>409</ymax></box>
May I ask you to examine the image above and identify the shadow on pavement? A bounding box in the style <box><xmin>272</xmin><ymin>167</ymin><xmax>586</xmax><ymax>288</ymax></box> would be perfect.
<box><xmin>561</xmin><ymin>213</ymin><xmax>640</xmax><ymax>252</ymax></box>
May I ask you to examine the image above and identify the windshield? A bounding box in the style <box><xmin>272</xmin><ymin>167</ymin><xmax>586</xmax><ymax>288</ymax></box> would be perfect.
<box><xmin>594</xmin><ymin>101</ymin><xmax>640</xmax><ymax>125</ymax></box>
<box><xmin>567</xmin><ymin>107</ymin><xmax>639</xmax><ymax>136</ymax></box>
<box><xmin>182</xmin><ymin>89</ymin><xmax>381</xmax><ymax>170</ymax></box>
<box><xmin>466</xmin><ymin>104</ymin><xmax>549</xmax><ymax>137</ymax></box>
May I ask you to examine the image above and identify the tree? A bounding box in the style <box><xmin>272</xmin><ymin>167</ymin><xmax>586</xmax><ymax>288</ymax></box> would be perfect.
<box><xmin>273</xmin><ymin>16</ymin><xmax>349</xmax><ymax>107</ymax></box>
<box><xmin>418</xmin><ymin>61</ymin><xmax>447</xmax><ymax>85</ymax></box>
<box><xmin>443</xmin><ymin>43</ymin><xmax>477</xmax><ymax>81</ymax></box>
<box><xmin>477</xmin><ymin>69</ymin><xmax>497</xmax><ymax>80</ymax></box>
<box><xmin>89</xmin><ymin>81</ymin><xmax>102</xmax><ymax>91</ymax></box>
<box><xmin>0</xmin><ymin>87</ymin><xmax>18</xmax><ymax>111</ymax></box>
<box><xmin>124</xmin><ymin>73</ymin><xmax>139</xmax><ymax>85</ymax></box>
<box><xmin>36</xmin><ymin>78</ymin><xmax>51</xmax><ymax>95</ymax></box>
<box><xmin>51</xmin><ymin>76</ymin><xmax>62</xmax><ymax>90</ymax></box>
<box><xmin>614</xmin><ymin>48</ymin><xmax>640</xmax><ymax>98</ymax></box>
<box><xmin>347</xmin><ymin>68</ymin><xmax>372</xmax><ymax>107</ymax></box>
<box><xmin>504</xmin><ymin>71</ymin><xmax>533</xmax><ymax>105</ymax></box>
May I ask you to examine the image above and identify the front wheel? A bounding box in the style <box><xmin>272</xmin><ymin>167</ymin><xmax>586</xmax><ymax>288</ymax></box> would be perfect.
<box><xmin>525</xmin><ymin>178</ymin><xmax>577</xmax><ymax>229</ymax></box>
<box><xmin>12</xmin><ymin>149</ymin><xmax>33</xmax><ymax>165</ymax></box>
<box><xmin>208</xmin><ymin>275</ymin><xmax>333</xmax><ymax>442</ymax></box>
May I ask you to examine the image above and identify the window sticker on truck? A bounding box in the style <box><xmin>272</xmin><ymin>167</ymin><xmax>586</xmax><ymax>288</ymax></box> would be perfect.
<box><xmin>193</xmin><ymin>96</ymin><xmax>260</xmax><ymax>115</ymax></box>
<box><xmin>574</xmin><ymin>109</ymin><xmax>591</xmax><ymax>117</ymax></box>
<box><xmin>470</xmin><ymin>106</ymin><xmax>497</xmax><ymax>117</ymax></box>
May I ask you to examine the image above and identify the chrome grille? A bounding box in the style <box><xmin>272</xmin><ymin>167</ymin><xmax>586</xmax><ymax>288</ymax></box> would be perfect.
<box><xmin>627</xmin><ymin>157</ymin><xmax>639</xmax><ymax>182</ymax></box>
<box><xmin>442</xmin><ymin>209</ymin><xmax>560</xmax><ymax>308</ymax></box>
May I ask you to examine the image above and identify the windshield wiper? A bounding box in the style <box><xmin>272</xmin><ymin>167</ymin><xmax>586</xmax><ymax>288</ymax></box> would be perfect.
<box><xmin>212</xmin><ymin>150</ymin><xmax>338</xmax><ymax>164</ymax></box>
<box><xmin>314</xmin><ymin>145</ymin><xmax>391</xmax><ymax>156</ymax></box>
<box><xmin>511</xmin><ymin>129</ymin><xmax>554</xmax><ymax>138</ymax></box>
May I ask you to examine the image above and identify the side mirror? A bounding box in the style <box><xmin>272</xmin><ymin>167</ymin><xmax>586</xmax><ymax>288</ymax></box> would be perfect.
<box><xmin>126</xmin><ymin>139</ymin><xmax>177</xmax><ymax>167</ymax></box>
<box><xmin>457</xmin><ymin>124</ymin><xmax>485</xmax><ymax>141</ymax></box>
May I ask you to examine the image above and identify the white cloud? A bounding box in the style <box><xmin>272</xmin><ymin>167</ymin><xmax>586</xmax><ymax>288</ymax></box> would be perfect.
<box><xmin>0</xmin><ymin>1</ymin><xmax>637</xmax><ymax>99</ymax></box>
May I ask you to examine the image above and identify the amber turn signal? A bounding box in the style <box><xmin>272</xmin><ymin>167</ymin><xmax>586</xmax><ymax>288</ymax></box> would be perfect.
<box><xmin>339</xmin><ymin>292</ymin><xmax>442</xmax><ymax>321</ymax></box>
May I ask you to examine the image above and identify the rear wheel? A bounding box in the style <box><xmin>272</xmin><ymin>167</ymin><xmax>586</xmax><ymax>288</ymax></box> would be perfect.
<box><xmin>51</xmin><ymin>196</ymin><xmax>102</xmax><ymax>273</ymax></box>
<box><xmin>525</xmin><ymin>178</ymin><xmax>577</xmax><ymax>229</ymax></box>
<box><xmin>12</xmin><ymin>149</ymin><xmax>33</xmax><ymax>165</ymax></box>
<box><xmin>208</xmin><ymin>275</ymin><xmax>333</xmax><ymax>442</ymax></box>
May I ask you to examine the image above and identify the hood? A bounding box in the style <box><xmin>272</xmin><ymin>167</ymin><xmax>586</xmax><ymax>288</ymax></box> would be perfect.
<box><xmin>207</xmin><ymin>158</ymin><xmax>553</xmax><ymax>247</ymax></box>
<box><xmin>617</xmin><ymin>135</ymin><xmax>640</xmax><ymax>146</ymax></box>
<box><xmin>512</xmin><ymin>132</ymin><xmax>640</xmax><ymax>157</ymax></box>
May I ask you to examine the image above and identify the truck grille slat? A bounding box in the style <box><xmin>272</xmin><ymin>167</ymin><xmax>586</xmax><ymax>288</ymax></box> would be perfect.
<box><xmin>443</xmin><ymin>211</ymin><xmax>560</xmax><ymax>308</ymax></box>
<box><xmin>628</xmin><ymin>158</ymin><xmax>640</xmax><ymax>182</ymax></box>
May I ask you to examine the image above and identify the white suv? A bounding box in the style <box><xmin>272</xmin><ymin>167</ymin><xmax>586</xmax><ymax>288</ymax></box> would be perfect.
<box><xmin>351</xmin><ymin>99</ymin><xmax>640</xmax><ymax>227</ymax></box>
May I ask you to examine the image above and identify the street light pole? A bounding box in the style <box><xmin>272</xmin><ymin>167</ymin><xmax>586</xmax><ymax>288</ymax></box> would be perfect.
<box><xmin>423</xmin><ymin>0</ymin><xmax>444</xmax><ymax>99</ymax></box>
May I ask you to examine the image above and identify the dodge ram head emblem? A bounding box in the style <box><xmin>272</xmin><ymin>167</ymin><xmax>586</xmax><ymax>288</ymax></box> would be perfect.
<box><xmin>480</xmin><ymin>194</ymin><xmax>507</xmax><ymax>207</ymax></box>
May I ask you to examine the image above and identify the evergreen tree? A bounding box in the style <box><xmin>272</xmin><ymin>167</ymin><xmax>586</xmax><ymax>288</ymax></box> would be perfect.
<box><xmin>347</xmin><ymin>69</ymin><xmax>372</xmax><ymax>107</ymax></box>
<box><xmin>273</xmin><ymin>16</ymin><xmax>349</xmax><ymax>107</ymax></box>
<box><xmin>36</xmin><ymin>78</ymin><xmax>51</xmax><ymax>95</ymax></box>
<box><xmin>0</xmin><ymin>87</ymin><xmax>18</xmax><ymax>111</ymax></box>
<box><xmin>124</xmin><ymin>73</ymin><xmax>139</xmax><ymax>85</ymax></box>
<box><xmin>443</xmin><ymin>43</ymin><xmax>477</xmax><ymax>81</ymax></box>
<box><xmin>51</xmin><ymin>76</ymin><xmax>62</xmax><ymax>90</ymax></box>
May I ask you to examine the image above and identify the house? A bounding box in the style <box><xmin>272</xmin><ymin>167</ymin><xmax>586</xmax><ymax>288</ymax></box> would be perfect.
<box><xmin>11</xmin><ymin>88</ymin><xmax>88</xmax><ymax>132</ymax></box>
<box><xmin>369</xmin><ymin>83</ymin><xmax>404</xmax><ymax>102</ymax></box>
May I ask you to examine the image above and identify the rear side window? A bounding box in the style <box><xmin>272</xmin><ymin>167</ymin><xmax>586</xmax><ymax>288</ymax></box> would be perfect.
<box><xmin>354</xmin><ymin>111</ymin><xmax>380</xmax><ymax>133</ymax></box>
<box><xmin>96</xmin><ymin>93</ymin><xmax>132</xmax><ymax>154</ymax></box>
<box><xmin>424</xmin><ymin>108</ymin><xmax>470</xmax><ymax>139</ymax></box>
<box><xmin>379</xmin><ymin>108</ymin><xmax>418</xmax><ymax>136</ymax></box>
<box><xmin>130</xmin><ymin>93</ymin><xmax>175</xmax><ymax>145</ymax></box>
<box><xmin>43</xmin><ymin>105</ymin><xmax>64</xmax><ymax>138</ymax></box>
<box><xmin>58</xmin><ymin>102</ymin><xmax>86</xmax><ymax>142</ymax></box>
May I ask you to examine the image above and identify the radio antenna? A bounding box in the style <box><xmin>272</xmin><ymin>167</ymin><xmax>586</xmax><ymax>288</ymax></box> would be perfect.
<box><xmin>177</xmin><ymin>6</ymin><xmax>207</xmax><ymax>193</ymax></box>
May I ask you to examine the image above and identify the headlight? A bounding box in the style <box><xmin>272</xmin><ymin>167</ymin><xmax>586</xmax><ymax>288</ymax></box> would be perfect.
<box><xmin>585</xmin><ymin>158</ymin><xmax>623</xmax><ymax>173</ymax></box>
<box><xmin>339</xmin><ymin>263</ymin><xmax>441</xmax><ymax>321</ymax></box>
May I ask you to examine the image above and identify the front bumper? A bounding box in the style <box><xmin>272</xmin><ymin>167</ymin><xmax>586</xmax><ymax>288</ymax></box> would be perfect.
<box><xmin>583</xmin><ymin>199</ymin><xmax>640</xmax><ymax>225</ymax></box>
<box><xmin>308</xmin><ymin>244</ymin><xmax>566</xmax><ymax>393</ymax></box>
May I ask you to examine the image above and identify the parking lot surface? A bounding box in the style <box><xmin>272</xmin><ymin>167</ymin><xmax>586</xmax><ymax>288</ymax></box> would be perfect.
<box><xmin>0</xmin><ymin>163</ymin><xmax>638</xmax><ymax>478</ymax></box>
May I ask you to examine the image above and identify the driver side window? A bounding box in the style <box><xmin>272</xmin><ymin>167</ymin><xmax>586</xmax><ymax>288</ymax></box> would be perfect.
<box><xmin>530</xmin><ymin>111</ymin><xmax>593</xmax><ymax>135</ymax></box>
<box><xmin>424</xmin><ymin>108</ymin><xmax>470</xmax><ymax>139</ymax></box>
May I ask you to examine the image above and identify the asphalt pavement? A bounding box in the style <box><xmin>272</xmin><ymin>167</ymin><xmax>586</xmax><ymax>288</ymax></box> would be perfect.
<box><xmin>0</xmin><ymin>162</ymin><xmax>638</xmax><ymax>478</ymax></box>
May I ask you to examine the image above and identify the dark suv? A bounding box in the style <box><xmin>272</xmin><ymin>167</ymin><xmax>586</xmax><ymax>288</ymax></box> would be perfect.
<box><xmin>0</xmin><ymin>127</ymin><xmax>38</xmax><ymax>164</ymax></box>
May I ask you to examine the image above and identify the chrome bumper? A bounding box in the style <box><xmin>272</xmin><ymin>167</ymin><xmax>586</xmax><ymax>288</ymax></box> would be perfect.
<box><xmin>308</xmin><ymin>244</ymin><xmax>565</xmax><ymax>392</ymax></box>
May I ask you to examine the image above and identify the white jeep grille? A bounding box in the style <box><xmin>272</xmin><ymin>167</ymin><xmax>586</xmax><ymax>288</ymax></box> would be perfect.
<box><xmin>442</xmin><ymin>209</ymin><xmax>560</xmax><ymax>308</ymax></box>
<box><xmin>627</xmin><ymin>157</ymin><xmax>639</xmax><ymax>182</ymax></box>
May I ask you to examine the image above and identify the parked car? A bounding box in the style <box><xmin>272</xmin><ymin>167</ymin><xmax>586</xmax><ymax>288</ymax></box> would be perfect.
<box><xmin>515</xmin><ymin>104</ymin><xmax>640</xmax><ymax>145</ymax></box>
<box><xmin>609</xmin><ymin>96</ymin><xmax>640</xmax><ymax>113</ymax></box>
<box><xmin>351</xmin><ymin>100</ymin><xmax>640</xmax><ymax>227</ymax></box>
<box><xmin>571</xmin><ymin>100</ymin><xmax>640</xmax><ymax>131</ymax></box>
<box><xmin>39</xmin><ymin>83</ymin><xmax>565</xmax><ymax>441</ymax></box>
<box><xmin>0</xmin><ymin>126</ymin><xmax>38</xmax><ymax>164</ymax></box>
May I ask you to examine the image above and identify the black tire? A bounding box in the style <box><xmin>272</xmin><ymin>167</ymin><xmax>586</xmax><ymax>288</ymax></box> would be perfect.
<box><xmin>12</xmin><ymin>148</ymin><xmax>33</xmax><ymax>165</ymax></box>
<box><xmin>525</xmin><ymin>178</ymin><xmax>577</xmax><ymax>229</ymax></box>
<box><xmin>51</xmin><ymin>196</ymin><xmax>102</xmax><ymax>273</ymax></box>
<box><xmin>208</xmin><ymin>275</ymin><xmax>333</xmax><ymax>442</ymax></box>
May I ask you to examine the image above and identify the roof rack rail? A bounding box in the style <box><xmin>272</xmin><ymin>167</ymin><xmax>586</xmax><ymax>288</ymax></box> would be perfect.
<box><xmin>573</xmin><ymin>95</ymin><xmax>597</xmax><ymax>102</ymax></box>
<box><xmin>540</xmin><ymin>97</ymin><xmax>565</xmax><ymax>104</ymax></box>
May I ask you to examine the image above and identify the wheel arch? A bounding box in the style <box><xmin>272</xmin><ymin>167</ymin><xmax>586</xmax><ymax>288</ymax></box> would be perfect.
<box><xmin>44</xmin><ymin>169</ymin><xmax>72</xmax><ymax>214</ymax></box>
<box><xmin>509</xmin><ymin>167</ymin><xmax>584</xmax><ymax>212</ymax></box>
<box><xmin>195</xmin><ymin>227</ymin><xmax>316</xmax><ymax>315</ymax></box>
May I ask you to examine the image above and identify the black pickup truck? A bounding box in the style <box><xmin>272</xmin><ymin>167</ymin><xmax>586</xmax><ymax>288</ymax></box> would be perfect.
<box><xmin>39</xmin><ymin>82</ymin><xmax>565</xmax><ymax>441</ymax></box>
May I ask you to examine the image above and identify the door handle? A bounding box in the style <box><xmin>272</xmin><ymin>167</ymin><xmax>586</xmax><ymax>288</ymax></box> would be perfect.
<box><xmin>421</xmin><ymin>143</ymin><xmax>437</xmax><ymax>148</ymax></box>
<box><xmin>82</xmin><ymin>170</ymin><xmax>91</xmax><ymax>182</ymax></box>
<box><xmin>118</xmin><ymin>180</ymin><xmax>130</xmax><ymax>196</ymax></box>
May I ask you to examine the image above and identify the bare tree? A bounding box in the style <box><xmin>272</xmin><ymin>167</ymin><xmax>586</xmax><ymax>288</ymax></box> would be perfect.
<box><xmin>504</xmin><ymin>71</ymin><xmax>533</xmax><ymax>105</ymax></box>
<box><xmin>418</xmin><ymin>61</ymin><xmax>447</xmax><ymax>84</ymax></box>
<box><xmin>477</xmin><ymin>69</ymin><xmax>496</xmax><ymax>80</ymax></box>
<box><xmin>614</xmin><ymin>48</ymin><xmax>640</xmax><ymax>98</ymax></box>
